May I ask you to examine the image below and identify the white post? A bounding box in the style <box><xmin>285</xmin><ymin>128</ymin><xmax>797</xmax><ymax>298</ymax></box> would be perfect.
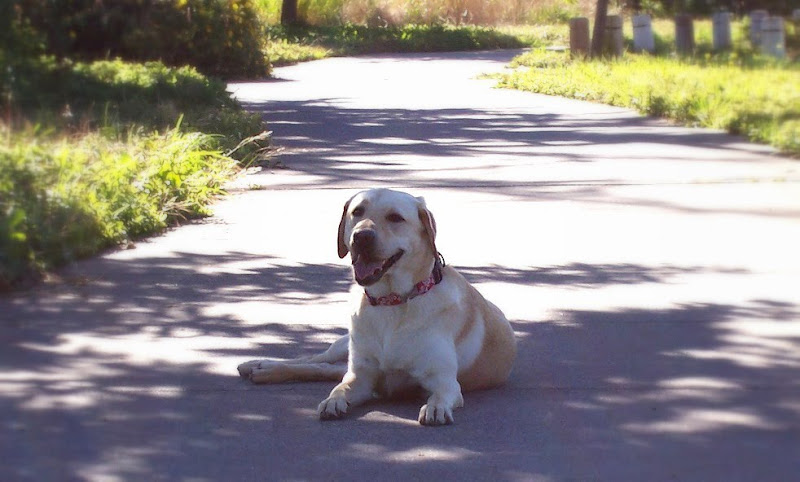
<box><xmin>632</xmin><ymin>14</ymin><xmax>655</xmax><ymax>53</ymax></box>
<box><xmin>749</xmin><ymin>9</ymin><xmax>769</xmax><ymax>47</ymax></box>
<box><xmin>760</xmin><ymin>16</ymin><xmax>786</xmax><ymax>59</ymax></box>
<box><xmin>712</xmin><ymin>12</ymin><xmax>732</xmax><ymax>51</ymax></box>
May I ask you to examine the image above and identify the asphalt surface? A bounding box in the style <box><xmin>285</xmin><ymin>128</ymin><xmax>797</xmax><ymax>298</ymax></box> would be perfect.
<box><xmin>2</xmin><ymin>49</ymin><xmax>800</xmax><ymax>481</ymax></box>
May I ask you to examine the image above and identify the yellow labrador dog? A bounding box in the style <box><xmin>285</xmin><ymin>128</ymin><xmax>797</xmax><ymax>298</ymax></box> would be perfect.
<box><xmin>238</xmin><ymin>188</ymin><xmax>516</xmax><ymax>425</ymax></box>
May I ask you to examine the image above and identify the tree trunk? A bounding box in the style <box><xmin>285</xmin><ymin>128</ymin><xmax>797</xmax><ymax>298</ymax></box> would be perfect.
<box><xmin>591</xmin><ymin>0</ymin><xmax>609</xmax><ymax>58</ymax></box>
<box><xmin>280</xmin><ymin>0</ymin><xmax>298</xmax><ymax>25</ymax></box>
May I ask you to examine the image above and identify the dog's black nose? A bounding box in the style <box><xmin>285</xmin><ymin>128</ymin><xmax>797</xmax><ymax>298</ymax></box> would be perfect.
<box><xmin>352</xmin><ymin>229</ymin><xmax>376</xmax><ymax>250</ymax></box>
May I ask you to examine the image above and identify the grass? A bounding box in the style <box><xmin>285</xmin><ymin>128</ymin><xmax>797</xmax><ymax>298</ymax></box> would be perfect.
<box><xmin>0</xmin><ymin>127</ymin><xmax>239</xmax><ymax>289</ymax></box>
<box><xmin>4</xmin><ymin>57</ymin><xmax>266</xmax><ymax>155</ymax></box>
<box><xmin>265</xmin><ymin>23</ymin><xmax>525</xmax><ymax>65</ymax></box>
<box><xmin>496</xmin><ymin>19</ymin><xmax>800</xmax><ymax>157</ymax></box>
<box><xmin>0</xmin><ymin>57</ymin><xmax>270</xmax><ymax>289</ymax></box>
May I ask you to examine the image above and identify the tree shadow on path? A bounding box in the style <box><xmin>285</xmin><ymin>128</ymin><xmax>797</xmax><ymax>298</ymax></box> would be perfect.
<box><xmin>2</xmin><ymin>253</ymin><xmax>799</xmax><ymax>480</ymax></box>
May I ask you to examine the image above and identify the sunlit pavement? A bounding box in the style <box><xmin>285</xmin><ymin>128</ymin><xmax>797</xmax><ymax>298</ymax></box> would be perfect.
<box><xmin>2</xmin><ymin>50</ymin><xmax>799</xmax><ymax>480</ymax></box>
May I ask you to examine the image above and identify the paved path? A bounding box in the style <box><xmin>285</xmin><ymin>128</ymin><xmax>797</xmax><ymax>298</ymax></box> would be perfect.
<box><xmin>3</xmin><ymin>50</ymin><xmax>800</xmax><ymax>481</ymax></box>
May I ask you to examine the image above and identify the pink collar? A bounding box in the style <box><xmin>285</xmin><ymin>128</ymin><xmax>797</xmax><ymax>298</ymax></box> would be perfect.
<box><xmin>366</xmin><ymin>275</ymin><xmax>437</xmax><ymax>306</ymax></box>
<box><xmin>365</xmin><ymin>253</ymin><xmax>445</xmax><ymax>307</ymax></box>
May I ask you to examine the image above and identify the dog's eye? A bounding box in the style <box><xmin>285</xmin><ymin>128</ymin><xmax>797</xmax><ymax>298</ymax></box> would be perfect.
<box><xmin>351</xmin><ymin>206</ymin><xmax>365</xmax><ymax>217</ymax></box>
<box><xmin>386</xmin><ymin>213</ymin><xmax>405</xmax><ymax>223</ymax></box>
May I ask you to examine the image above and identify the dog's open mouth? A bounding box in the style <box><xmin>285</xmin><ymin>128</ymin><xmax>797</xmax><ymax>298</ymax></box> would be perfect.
<box><xmin>352</xmin><ymin>250</ymin><xmax>404</xmax><ymax>286</ymax></box>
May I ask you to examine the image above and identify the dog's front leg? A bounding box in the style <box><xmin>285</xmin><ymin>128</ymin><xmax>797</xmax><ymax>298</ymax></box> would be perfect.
<box><xmin>418</xmin><ymin>376</ymin><xmax>463</xmax><ymax>426</ymax></box>
<box><xmin>318</xmin><ymin>365</ymin><xmax>378</xmax><ymax>420</ymax></box>
<box><xmin>415</xmin><ymin>350</ymin><xmax>464</xmax><ymax>426</ymax></box>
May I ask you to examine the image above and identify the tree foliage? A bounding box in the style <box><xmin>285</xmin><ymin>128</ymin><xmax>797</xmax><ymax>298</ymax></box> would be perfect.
<box><xmin>9</xmin><ymin>0</ymin><xmax>270</xmax><ymax>79</ymax></box>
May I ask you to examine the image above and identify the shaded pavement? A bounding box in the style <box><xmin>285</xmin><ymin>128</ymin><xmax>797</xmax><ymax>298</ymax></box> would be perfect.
<box><xmin>2</xmin><ymin>50</ymin><xmax>800</xmax><ymax>481</ymax></box>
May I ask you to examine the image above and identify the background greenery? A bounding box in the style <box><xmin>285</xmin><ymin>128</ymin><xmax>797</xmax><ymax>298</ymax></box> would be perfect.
<box><xmin>265</xmin><ymin>23</ymin><xmax>523</xmax><ymax>65</ymax></box>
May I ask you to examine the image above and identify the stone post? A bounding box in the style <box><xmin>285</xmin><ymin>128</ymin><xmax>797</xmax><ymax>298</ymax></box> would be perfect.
<box><xmin>603</xmin><ymin>15</ymin><xmax>624</xmax><ymax>57</ymax></box>
<box><xmin>712</xmin><ymin>12</ymin><xmax>732</xmax><ymax>51</ymax></box>
<box><xmin>675</xmin><ymin>14</ymin><xmax>694</xmax><ymax>55</ymax></box>
<box><xmin>749</xmin><ymin>9</ymin><xmax>769</xmax><ymax>47</ymax></box>
<box><xmin>632</xmin><ymin>14</ymin><xmax>655</xmax><ymax>53</ymax></box>
<box><xmin>569</xmin><ymin>17</ymin><xmax>591</xmax><ymax>58</ymax></box>
<box><xmin>760</xmin><ymin>16</ymin><xmax>786</xmax><ymax>59</ymax></box>
<box><xmin>793</xmin><ymin>10</ymin><xmax>800</xmax><ymax>39</ymax></box>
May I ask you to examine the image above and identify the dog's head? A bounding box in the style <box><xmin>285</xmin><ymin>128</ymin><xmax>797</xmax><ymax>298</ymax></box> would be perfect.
<box><xmin>337</xmin><ymin>189</ymin><xmax>437</xmax><ymax>287</ymax></box>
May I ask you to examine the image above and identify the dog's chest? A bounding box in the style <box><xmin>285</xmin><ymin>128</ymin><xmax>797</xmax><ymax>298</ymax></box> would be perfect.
<box><xmin>355</xmin><ymin>308</ymin><xmax>428</xmax><ymax>372</ymax></box>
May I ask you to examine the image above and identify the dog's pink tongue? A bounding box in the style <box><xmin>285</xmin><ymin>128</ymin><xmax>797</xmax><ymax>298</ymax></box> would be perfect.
<box><xmin>353</xmin><ymin>256</ymin><xmax>383</xmax><ymax>281</ymax></box>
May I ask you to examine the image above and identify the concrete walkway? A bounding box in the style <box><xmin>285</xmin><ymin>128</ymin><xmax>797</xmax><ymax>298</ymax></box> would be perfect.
<box><xmin>2</xmin><ymin>50</ymin><xmax>800</xmax><ymax>481</ymax></box>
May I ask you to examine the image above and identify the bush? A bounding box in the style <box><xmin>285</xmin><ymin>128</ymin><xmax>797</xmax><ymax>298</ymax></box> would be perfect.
<box><xmin>14</xmin><ymin>0</ymin><xmax>270</xmax><ymax>79</ymax></box>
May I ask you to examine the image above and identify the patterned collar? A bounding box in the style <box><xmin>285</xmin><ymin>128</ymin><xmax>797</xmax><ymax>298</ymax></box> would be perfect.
<box><xmin>365</xmin><ymin>253</ymin><xmax>445</xmax><ymax>307</ymax></box>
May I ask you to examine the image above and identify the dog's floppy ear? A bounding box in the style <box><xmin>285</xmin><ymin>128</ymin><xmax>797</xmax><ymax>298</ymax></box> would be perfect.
<box><xmin>417</xmin><ymin>197</ymin><xmax>437</xmax><ymax>256</ymax></box>
<box><xmin>337</xmin><ymin>197</ymin><xmax>352</xmax><ymax>259</ymax></box>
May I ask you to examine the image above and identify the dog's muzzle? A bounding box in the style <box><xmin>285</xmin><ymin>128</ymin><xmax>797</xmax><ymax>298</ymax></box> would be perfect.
<box><xmin>350</xmin><ymin>229</ymin><xmax>404</xmax><ymax>286</ymax></box>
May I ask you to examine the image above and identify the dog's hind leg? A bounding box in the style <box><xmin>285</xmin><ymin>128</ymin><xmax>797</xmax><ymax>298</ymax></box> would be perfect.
<box><xmin>249</xmin><ymin>361</ymin><xmax>347</xmax><ymax>384</ymax></box>
<box><xmin>301</xmin><ymin>334</ymin><xmax>349</xmax><ymax>364</ymax></box>
<box><xmin>237</xmin><ymin>334</ymin><xmax>350</xmax><ymax>382</ymax></box>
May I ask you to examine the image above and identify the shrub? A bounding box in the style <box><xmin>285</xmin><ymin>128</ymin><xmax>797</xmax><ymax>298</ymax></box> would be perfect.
<box><xmin>14</xmin><ymin>0</ymin><xmax>270</xmax><ymax>79</ymax></box>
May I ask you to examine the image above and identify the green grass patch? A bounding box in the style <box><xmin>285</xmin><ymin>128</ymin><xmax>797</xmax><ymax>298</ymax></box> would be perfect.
<box><xmin>0</xmin><ymin>57</ymin><xmax>270</xmax><ymax>289</ymax></box>
<box><xmin>265</xmin><ymin>24</ymin><xmax>525</xmax><ymax>65</ymax></box>
<box><xmin>266</xmin><ymin>39</ymin><xmax>332</xmax><ymax>66</ymax></box>
<box><xmin>497</xmin><ymin>24</ymin><xmax>569</xmax><ymax>49</ymax></box>
<box><xmin>4</xmin><ymin>57</ymin><xmax>266</xmax><ymax>156</ymax></box>
<box><xmin>0</xmin><ymin>127</ymin><xmax>239</xmax><ymax>289</ymax></box>
<box><xmin>497</xmin><ymin>49</ymin><xmax>800</xmax><ymax>156</ymax></box>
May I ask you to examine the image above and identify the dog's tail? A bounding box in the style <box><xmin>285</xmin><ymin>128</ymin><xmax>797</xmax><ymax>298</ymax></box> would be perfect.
<box><xmin>237</xmin><ymin>335</ymin><xmax>349</xmax><ymax>384</ymax></box>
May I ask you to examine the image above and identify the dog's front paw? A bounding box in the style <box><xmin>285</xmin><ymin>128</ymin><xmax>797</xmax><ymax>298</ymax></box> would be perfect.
<box><xmin>318</xmin><ymin>395</ymin><xmax>349</xmax><ymax>420</ymax></box>
<box><xmin>418</xmin><ymin>402</ymin><xmax>455</xmax><ymax>426</ymax></box>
